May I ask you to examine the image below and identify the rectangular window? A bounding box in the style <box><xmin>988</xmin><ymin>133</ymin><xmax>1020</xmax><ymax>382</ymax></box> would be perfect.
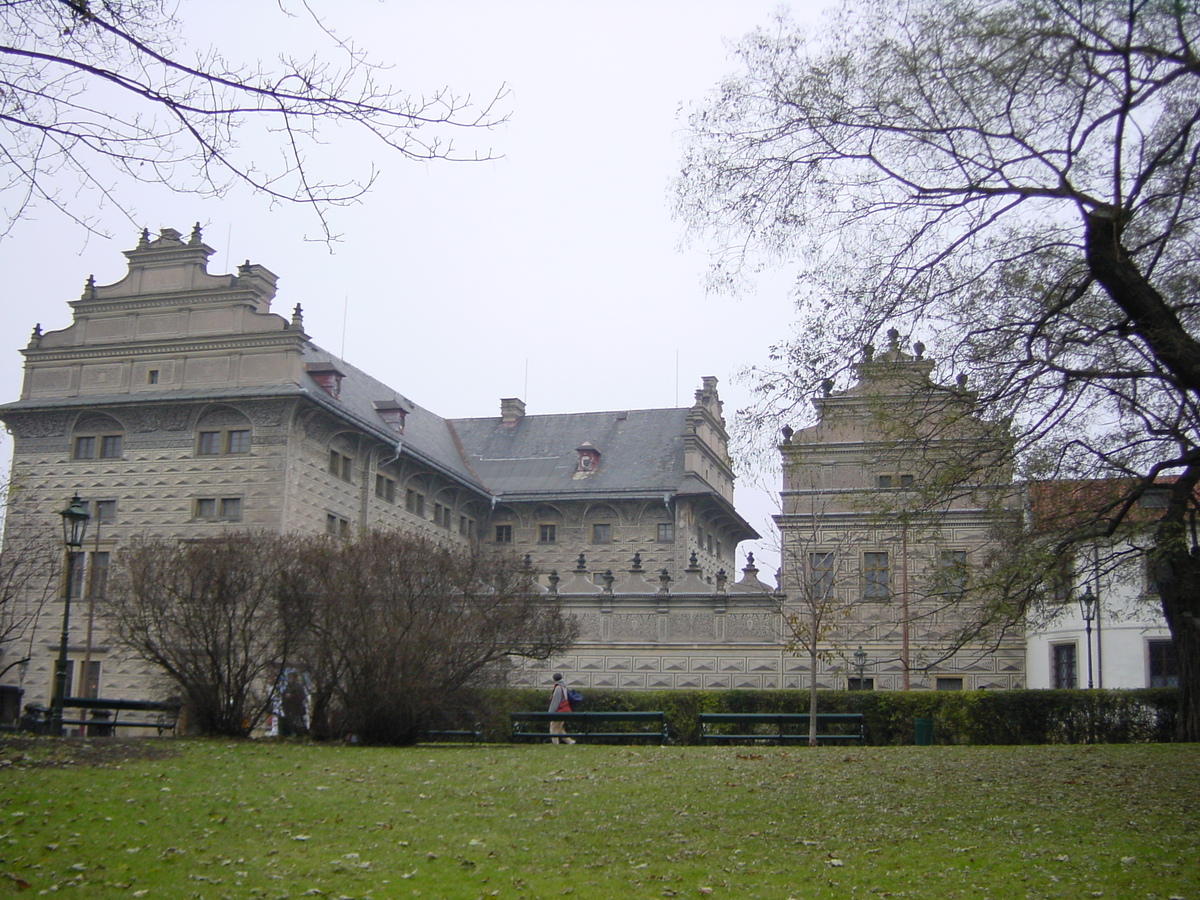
<box><xmin>87</xmin><ymin>551</ymin><xmax>110</xmax><ymax>600</ymax></box>
<box><xmin>900</xmin><ymin>474</ymin><xmax>914</xmax><ymax>487</ymax></box>
<box><xmin>375</xmin><ymin>474</ymin><xmax>396</xmax><ymax>503</ymax></box>
<box><xmin>1149</xmin><ymin>639</ymin><xmax>1178</xmax><ymax>688</ymax></box>
<box><xmin>325</xmin><ymin>513</ymin><xmax>350</xmax><ymax>536</ymax></box>
<box><xmin>195</xmin><ymin>498</ymin><xmax>217</xmax><ymax>518</ymax></box>
<box><xmin>196</xmin><ymin>498</ymin><xmax>240</xmax><ymax>520</ymax></box>
<box><xmin>939</xmin><ymin>550</ymin><xmax>968</xmax><ymax>595</ymax></box>
<box><xmin>147</xmin><ymin>369</ymin><xmax>160</xmax><ymax>385</ymax></box>
<box><xmin>592</xmin><ymin>523</ymin><xmax>612</xmax><ymax>544</ymax></box>
<box><xmin>495</xmin><ymin>524</ymin><xmax>513</xmax><ymax>544</ymax></box>
<box><xmin>876</xmin><ymin>474</ymin><xmax>892</xmax><ymax>489</ymax></box>
<box><xmin>706</xmin><ymin>535</ymin><xmax>714</xmax><ymax>554</ymax></box>
<box><xmin>329</xmin><ymin>450</ymin><xmax>352</xmax><ymax>482</ymax></box>
<box><xmin>848</xmin><ymin>677</ymin><xmax>875</xmax><ymax>691</ymax></box>
<box><xmin>935</xmin><ymin>677</ymin><xmax>964</xmax><ymax>691</ymax></box>
<box><xmin>809</xmin><ymin>551</ymin><xmax>835</xmax><ymax>600</ymax></box>
<box><xmin>100</xmin><ymin>435</ymin><xmax>122</xmax><ymax>458</ymax></box>
<box><xmin>92</xmin><ymin>500</ymin><xmax>117</xmax><ymax>524</ymax></box>
<box><xmin>220</xmin><ymin>498</ymin><xmax>242</xmax><ymax>519</ymax></box>
<box><xmin>80</xmin><ymin>660</ymin><xmax>101</xmax><ymax>699</ymax></box>
<box><xmin>198</xmin><ymin>431</ymin><xmax>222</xmax><ymax>455</ymax></box>
<box><xmin>460</xmin><ymin>516</ymin><xmax>475</xmax><ymax>538</ymax></box>
<box><xmin>226</xmin><ymin>430</ymin><xmax>251</xmax><ymax>454</ymax></box>
<box><xmin>539</xmin><ymin>524</ymin><xmax>557</xmax><ymax>544</ymax></box>
<box><xmin>1052</xmin><ymin>643</ymin><xmax>1078</xmax><ymax>689</ymax></box>
<box><xmin>435</xmin><ymin>503</ymin><xmax>452</xmax><ymax>529</ymax></box>
<box><xmin>657</xmin><ymin>523</ymin><xmax>674</xmax><ymax>542</ymax></box>
<box><xmin>864</xmin><ymin>551</ymin><xmax>889</xmax><ymax>598</ymax></box>
<box><xmin>68</xmin><ymin>551</ymin><xmax>86</xmax><ymax>599</ymax></box>
<box><xmin>73</xmin><ymin>436</ymin><xmax>96</xmax><ymax>460</ymax></box>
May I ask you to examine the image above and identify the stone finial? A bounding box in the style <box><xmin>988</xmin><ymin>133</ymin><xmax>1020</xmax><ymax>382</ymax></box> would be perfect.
<box><xmin>956</xmin><ymin>373</ymin><xmax>968</xmax><ymax>390</ymax></box>
<box><xmin>575</xmin><ymin>553</ymin><xmax>587</xmax><ymax>573</ymax></box>
<box><xmin>687</xmin><ymin>550</ymin><xmax>700</xmax><ymax>572</ymax></box>
<box><xmin>887</xmin><ymin>327</ymin><xmax>900</xmax><ymax>348</ymax></box>
<box><xmin>522</xmin><ymin>554</ymin><xmax>532</xmax><ymax>570</ymax></box>
<box><xmin>138</xmin><ymin>227</ymin><xmax>151</xmax><ymax>248</ymax></box>
<box><xmin>658</xmin><ymin>568</ymin><xmax>672</xmax><ymax>594</ymax></box>
<box><xmin>863</xmin><ymin>344</ymin><xmax>874</xmax><ymax>362</ymax></box>
<box><xmin>601</xmin><ymin>570</ymin><xmax>615</xmax><ymax>592</ymax></box>
<box><xmin>822</xmin><ymin>378</ymin><xmax>834</xmax><ymax>396</ymax></box>
<box><xmin>548</xmin><ymin>570</ymin><xmax>559</xmax><ymax>594</ymax></box>
<box><xmin>913</xmin><ymin>341</ymin><xmax>925</xmax><ymax>359</ymax></box>
<box><xmin>781</xmin><ymin>424</ymin><xmax>794</xmax><ymax>443</ymax></box>
<box><xmin>290</xmin><ymin>303</ymin><xmax>304</xmax><ymax>331</ymax></box>
<box><xmin>743</xmin><ymin>553</ymin><xmax>759</xmax><ymax>579</ymax></box>
<box><xmin>189</xmin><ymin>222</ymin><xmax>203</xmax><ymax>244</ymax></box>
<box><xmin>83</xmin><ymin>275</ymin><xmax>95</xmax><ymax>300</ymax></box>
<box><xmin>715</xmin><ymin>568</ymin><xmax>728</xmax><ymax>593</ymax></box>
<box><xmin>27</xmin><ymin>324</ymin><xmax>42</xmax><ymax>349</ymax></box>
<box><xmin>630</xmin><ymin>552</ymin><xmax>643</xmax><ymax>572</ymax></box>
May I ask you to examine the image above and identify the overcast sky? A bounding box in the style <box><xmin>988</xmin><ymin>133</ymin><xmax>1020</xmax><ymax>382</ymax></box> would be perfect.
<box><xmin>0</xmin><ymin>1</ymin><xmax>835</xmax><ymax>575</ymax></box>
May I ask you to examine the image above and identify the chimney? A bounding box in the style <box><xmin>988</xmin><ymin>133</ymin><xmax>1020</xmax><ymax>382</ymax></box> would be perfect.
<box><xmin>500</xmin><ymin>397</ymin><xmax>526</xmax><ymax>426</ymax></box>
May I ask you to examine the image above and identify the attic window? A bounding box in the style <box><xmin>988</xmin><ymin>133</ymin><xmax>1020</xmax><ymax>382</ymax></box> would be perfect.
<box><xmin>374</xmin><ymin>400</ymin><xmax>409</xmax><ymax>434</ymax></box>
<box><xmin>305</xmin><ymin>362</ymin><xmax>345</xmax><ymax>398</ymax></box>
<box><xmin>576</xmin><ymin>442</ymin><xmax>600</xmax><ymax>474</ymax></box>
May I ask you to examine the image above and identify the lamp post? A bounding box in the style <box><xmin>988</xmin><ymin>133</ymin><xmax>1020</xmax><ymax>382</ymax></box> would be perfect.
<box><xmin>49</xmin><ymin>495</ymin><xmax>89</xmax><ymax>736</ymax></box>
<box><xmin>853</xmin><ymin>646</ymin><xmax>868</xmax><ymax>691</ymax></box>
<box><xmin>1078</xmin><ymin>587</ymin><xmax>1097</xmax><ymax>690</ymax></box>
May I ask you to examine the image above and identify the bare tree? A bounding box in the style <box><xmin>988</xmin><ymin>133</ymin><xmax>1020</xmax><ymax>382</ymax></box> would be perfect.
<box><xmin>677</xmin><ymin>0</ymin><xmax>1200</xmax><ymax>739</ymax></box>
<box><xmin>0</xmin><ymin>0</ymin><xmax>505</xmax><ymax>241</ymax></box>
<box><xmin>284</xmin><ymin>530</ymin><xmax>578</xmax><ymax>746</ymax></box>
<box><xmin>108</xmin><ymin>533</ymin><xmax>301</xmax><ymax>736</ymax></box>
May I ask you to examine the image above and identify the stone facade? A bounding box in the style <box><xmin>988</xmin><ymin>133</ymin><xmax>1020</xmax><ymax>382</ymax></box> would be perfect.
<box><xmin>0</xmin><ymin>227</ymin><xmax>767</xmax><ymax>714</ymax></box>
<box><xmin>776</xmin><ymin>332</ymin><xmax>1026</xmax><ymax>691</ymax></box>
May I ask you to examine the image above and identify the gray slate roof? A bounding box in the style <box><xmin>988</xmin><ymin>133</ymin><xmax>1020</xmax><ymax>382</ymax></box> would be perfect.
<box><xmin>448</xmin><ymin>408</ymin><xmax>690</xmax><ymax>498</ymax></box>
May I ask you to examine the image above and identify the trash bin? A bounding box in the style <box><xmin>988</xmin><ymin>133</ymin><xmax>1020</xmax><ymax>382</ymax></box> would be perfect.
<box><xmin>914</xmin><ymin>717</ymin><xmax>934</xmax><ymax>746</ymax></box>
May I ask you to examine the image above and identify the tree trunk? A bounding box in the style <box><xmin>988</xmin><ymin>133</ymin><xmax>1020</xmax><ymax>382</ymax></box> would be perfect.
<box><xmin>808</xmin><ymin>627</ymin><xmax>819</xmax><ymax>747</ymax></box>
<box><xmin>1086</xmin><ymin>209</ymin><xmax>1200</xmax><ymax>742</ymax></box>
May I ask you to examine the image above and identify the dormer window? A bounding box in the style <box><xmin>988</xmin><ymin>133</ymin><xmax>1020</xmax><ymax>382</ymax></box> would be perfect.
<box><xmin>576</xmin><ymin>442</ymin><xmax>600</xmax><ymax>474</ymax></box>
<box><xmin>374</xmin><ymin>400</ymin><xmax>409</xmax><ymax>434</ymax></box>
<box><xmin>306</xmin><ymin>362</ymin><xmax>345</xmax><ymax>398</ymax></box>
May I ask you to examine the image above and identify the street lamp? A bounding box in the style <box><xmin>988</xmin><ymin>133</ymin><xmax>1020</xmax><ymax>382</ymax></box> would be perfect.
<box><xmin>49</xmin><ymin>495</ymin><xmax>89</xmax><ymax>736</ymax></box>
<box><xmin>1078</xmin><ymin>587</ymin><xmax>1097</xmax><ymax>689</ymax></box>
<box><xmin>853</xmin><ymin>646</ymin><xmax>868</xmax><ymax>691</ymax></box>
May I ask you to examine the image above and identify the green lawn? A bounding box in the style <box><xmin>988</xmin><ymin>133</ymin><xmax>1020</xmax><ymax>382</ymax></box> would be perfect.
<box><xmin>1</xmin><ymin>739</ymin><xmax>1196</xmax><ymax>899</ymax></box>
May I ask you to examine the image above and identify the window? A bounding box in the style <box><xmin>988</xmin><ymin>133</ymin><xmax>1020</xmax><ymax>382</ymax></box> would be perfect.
<box><xmin>435</xmin><ymin>503</ymin><xmax>452</xmax><ymax>529</ymax></box>
<box><xmin>809</xmin><ymin>551</ymin><xmax>835</xmax><ymax>600</ymax></box>
<box><xmin>495</xmin><ymin>524</ymin><xmax>513</xmax><ymax>544</ymax></box>
<box><xmin>92</xmin><ymin>500</ymin><xmax>117</xmax><ymax>524</ymax></box>
<box><xmin>74</xmin><ymin>435</ymin><xmax>96</xmax><ymax>459</ymax></box>
<box><xmin>460</xmin><ymin>516</ymin><xmax>475</xmax><ymax>538</ymax></box>
<box><xmin>706</xmin><ymin>534</ymin><xmax>714</xmax><ymax>554</ymax></box>
<box><xmin>329</xmin><ymin>449</ymin><xmax>353</xmax><ymax>482</ymax></box>
<box><xmin>592</xmin><ymin>523</ymin><xmax>612</xmax><ymax>544</ymax></box>
<box><xmin>375</xmin><ymin>474</ymin><xmax>396</xmax><ymax>503</ymax></box>
<box><xmin>68</xmin><ymin>551</ymin><xmax>86</xmax><ymax>599</ymax></box>
<box><xmin>657</xmin><ymin>523</ymin><xmax>674</xmax><ymax>542</ymax></box>
<box><xmin>87</xmin><ymin>551</ymin><xmax>110</xmax><ymax>600</ymax></box>
<box><xmin>101</xmin><ymin>435</ymin><xmax>123</xmax><ymax>458</ymax></box>
<box><xmin>405</xmin><ymin>489</ymin><xmax>425</xmax><ymax>516</ymax></box>
<box><xmin>226</xmin><ymin>429</ymin><xmax>251</xmax><ymax>454</ymax></box>
<box><xmin>53</xmin><ymin>660</ymin><xmax>102</xmax><ymax>701</ymax></box>
<box><xmin>539</xmin><ymin>524</ymin><xmax>557</xmax><ymax>544</ymax></box>
<box><xmin>1052</xmin><ymin>643</ymin><xmax>1078</xmax><ymax>689</ymax></box>
<box><xmin>74</xmin><ymin>433</ymin><xmax>122</xmax><ymax>459</ymax></box>
<box><xmin>877</xmin><ymin>474</ymin><xmax>892</xmax><ymax>489</ymax></box>
<box><xmin>939</xmin><ymin>550</ymin><xmax>968</xmax><ymax>595</ymax></box>
<box><xmin>196</xmin><ymin>497</ymin><xmax>242</xmax><ymax>520</ymax></box>
<box><xmin>848</xmin><ymin>677</ymin><xmax>875</xmax><ymax>691</ymax></box>
<box><xmin>935</xmin><ymin>677</ymin><xmax>964</xmax><ymax>691</ymax></box>
<box><xmin>197</xmin><ymin>431</ymin><xmax>221</xmax><ymax>455</ymax></box>
<box><xmin>147</xmin><ymin>369</ymin><xmax>160</xmax><ymax>385</ymax></box>
<box><xmin>877</xmin><ymin>474</ymin><xmax>914</xmax><ymax>488</ymax></box>
<box><xmin>1149</xmin><ymin>640</ymin><xmax>1178</xmax><ymax>688</ymax></box>
<box><xmin>864</xmin><ymin>551</ymin><xmax>889</xmax><ymax>598</ymax></box>
<box><xmin>325</xmin><ymin>514</ymin><xmax>350</xmax><ymax>537</ymax></box>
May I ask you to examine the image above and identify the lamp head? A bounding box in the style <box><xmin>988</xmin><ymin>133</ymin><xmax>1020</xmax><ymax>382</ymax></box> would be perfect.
<box><xmin>60</xmin><ymin>494</ymin><xmax>90</xmax><ymax>548</ymax></box>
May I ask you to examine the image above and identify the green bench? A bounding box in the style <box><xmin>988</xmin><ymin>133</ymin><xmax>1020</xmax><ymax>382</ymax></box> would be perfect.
<box><xmin>511</xmin><ymin>711</ymin><xmax>668</xmax><ymax>745</ymax></box>
<box><xmin>25</xmin><ymin>698</ymin><xmax>181</xmax><ymax>736</ymax></box>
<box><xmin>699</xmin><ymin>712</ymin><xmax>864</xmax><ymax>745</ymax></box>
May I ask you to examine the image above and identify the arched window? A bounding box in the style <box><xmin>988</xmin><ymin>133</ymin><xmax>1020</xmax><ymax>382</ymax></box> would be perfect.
<box><xmin>195</xmin><ymin>407</ymin><xmax>253</xmax><ymax>456</ymax></box>
<box><xmin>72</xmin><ymin>413</ymin><xmax>124</xmax><ymax>460</ymax></box>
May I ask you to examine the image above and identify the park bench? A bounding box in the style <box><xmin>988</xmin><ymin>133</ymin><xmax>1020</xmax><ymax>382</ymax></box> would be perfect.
<box><xmin>511</xmin><ymin>711</ymin><xmax>669</xmax><ymax>745</ymax></box>
<box><xmin>699</xmin><ymin>712</ymin><xmax>864</xmax><ymax>746</ymax></box>
<box><xmin>22</xmin><ymin>698</ymin><xmax>181</xmax><ymax>736</ymax></box>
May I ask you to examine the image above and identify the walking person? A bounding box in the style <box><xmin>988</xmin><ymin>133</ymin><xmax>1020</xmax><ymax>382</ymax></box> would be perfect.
<box><xmin>548</xmin><ymin>672</ymin><xmax>575</xmax><ymax>744</ymax></box>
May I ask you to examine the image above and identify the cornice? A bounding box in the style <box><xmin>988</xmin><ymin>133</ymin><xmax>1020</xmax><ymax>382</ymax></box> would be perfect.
<box><xmin>22</xmin><ymin>331</ymin><xmax>305</xmax><ymax>362</ymax></box>
<box><xmin>69</xmin><ymin>287</ymin><xmax>265</xmax><ymax>314</ymax></box>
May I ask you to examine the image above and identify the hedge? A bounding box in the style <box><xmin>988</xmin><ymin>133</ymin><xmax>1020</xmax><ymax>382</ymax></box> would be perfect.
<box><xmin>470</xmin><ymin>687</ymin><xmax>1178</xmax><ymax>745</ymax></box>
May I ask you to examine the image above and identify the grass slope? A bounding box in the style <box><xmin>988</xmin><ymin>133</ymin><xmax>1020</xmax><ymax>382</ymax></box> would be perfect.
<box><xmin>1</xmin><ymin>739</ymin><xmax>1196</xmax><ymax>899</ymax></box>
